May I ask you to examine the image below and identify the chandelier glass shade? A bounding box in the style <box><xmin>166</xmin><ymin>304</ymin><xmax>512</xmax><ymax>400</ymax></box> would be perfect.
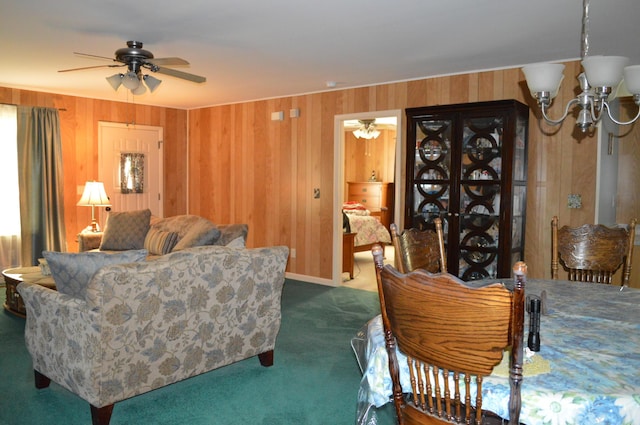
<box><xmin>521</xmin><ymin>0</ymin><xmax>640</xmax><ymax>132</ymax></box>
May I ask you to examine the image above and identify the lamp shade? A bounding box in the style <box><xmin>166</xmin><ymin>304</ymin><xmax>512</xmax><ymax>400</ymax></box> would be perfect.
<box><xmin>144</xmin><ymin>74</ymin><xmax>162</xmax><ymax>92</ymax></box>
<box><xmin>581</xmin><ymin>56</ymin><xmax>628</xmax><ymax>88</ymax></box>
<box><xmin>623</xmin><ymin>65</ymin><xmax>640</xmax><ymax>94</ymax></box>
<box><xmin>106</xmin><ymin>74</ymin><xmax>123</xmax><ymax>91</ymax></box>
<box><xmin>131</xmin><ymin>83</ymin><xmax>147</xmax><ymax>96</ymax></box>
<box><xmin>122</xmin><ymin>71</ymin><xmax>140</xmax><ymax>90</ymax></box>
<box><xmin>522</xmin><ymin>63</ymin><xmax>565</xmax><ymax>97</ymax></box>
<box><xmin>77</xmin><ymin>181</ymin><xmax>111</xmax><ymax>207</ymax></box>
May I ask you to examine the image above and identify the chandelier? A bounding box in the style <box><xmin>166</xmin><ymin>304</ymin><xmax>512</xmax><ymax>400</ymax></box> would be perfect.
<box><xmin>521</xmin><ymin>0</ymin><xmax>640</xmax><ymax>132</ymax></box>
<box><xmin>353</xmin><ymin>119</ymin><xmax>381</xmax><ymax>139</ymax></box>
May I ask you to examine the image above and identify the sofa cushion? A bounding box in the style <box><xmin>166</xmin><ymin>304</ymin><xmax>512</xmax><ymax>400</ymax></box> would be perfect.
<box><xmin>173</xmin><ymin>223</ymin><xmax>220</xmax><ymax>251</ymax></box>
<box><xmin>158</xmin><ymin>216</ymin><xmax>221</xmax><ymax>251</ymax></box>
<box><xmin>144</xmin><ymin>227</ymin><xmax>179</xmax><ymax>255</ymax></box>
<box><xmin>43</xmin><ymin>249</ymin><xmax>148</xmax><ymax>300</ymax></box>
<box><xmin>225</xmin><ymin>236</ymin><xmax>246</xmax><ymax>249</ymax></box>
<box><xmin>213</xmin><ymin>223</ymin><xmax>249</xmax><ymax>247</ymax></box>
<box><xmin>100</xmin><ymin>209</ymin><xmax>152</xmax><ymax>250</ymax></box>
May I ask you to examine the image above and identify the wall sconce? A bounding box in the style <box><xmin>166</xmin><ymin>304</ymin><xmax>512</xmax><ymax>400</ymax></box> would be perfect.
<box><xmin>77</xmin><ymin>181</ymin><xmax>111</xmax><ymax>232</ymax></box>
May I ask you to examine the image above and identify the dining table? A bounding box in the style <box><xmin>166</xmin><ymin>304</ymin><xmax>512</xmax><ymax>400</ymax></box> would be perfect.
<box><xmin>351</xmin><ymin>278</ymin><xmax>640</xmax><ymax>425</ymax></box>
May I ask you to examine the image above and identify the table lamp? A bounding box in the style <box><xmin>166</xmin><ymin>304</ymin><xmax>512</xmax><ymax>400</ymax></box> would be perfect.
<box><xmin>77</xmin><ymin>181</ymin><xmax>111</xmax><ymax>232</ymax></box>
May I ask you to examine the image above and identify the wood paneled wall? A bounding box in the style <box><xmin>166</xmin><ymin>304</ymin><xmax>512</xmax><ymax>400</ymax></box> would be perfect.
<box><xmin>5</xmin><ymin>59</ymin><xmax>629</xmax><ymax>284</ymax></box>
<box><xmin>0</xmin><ymin>87</ymin><xmax>188</xmax><ymax>253</ymax></box>
<box><xmin>187</xmin><ymin>60</ymin><xmax>604</xmax><ymax>282</ymax></box>
<box><xmin>344</xmin><ymin>128</ymin><xmax>396</xmax><ymax>185</ymax></box>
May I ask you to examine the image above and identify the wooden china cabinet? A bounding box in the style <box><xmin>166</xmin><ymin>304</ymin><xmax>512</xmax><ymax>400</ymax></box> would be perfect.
<box><xmin>404</xmin><ymin>100</ymin><xmax>529</xmax><ymax>280</ymax></box>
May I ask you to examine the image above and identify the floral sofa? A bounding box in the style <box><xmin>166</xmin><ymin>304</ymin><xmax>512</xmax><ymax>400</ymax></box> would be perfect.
<box><xmin>18</xmin><ymin>244</ymin><xmax>289</xmax><ymax>425</ymax></box>
<box><xmin>78</xmin><ymin>209</ymin><xmax>248</xmax><ymax>258</ymax></box>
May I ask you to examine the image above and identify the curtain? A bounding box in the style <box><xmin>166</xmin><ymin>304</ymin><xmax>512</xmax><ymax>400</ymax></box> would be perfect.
<box><xmin>17</xmin><ymin>106</ymin><xmax>67</xmax><ymax>266</ymax></box>
<box><xmin>0</xmin><ymin>105</ymin><xmax>21</xmax><ymax>270</ymax></box>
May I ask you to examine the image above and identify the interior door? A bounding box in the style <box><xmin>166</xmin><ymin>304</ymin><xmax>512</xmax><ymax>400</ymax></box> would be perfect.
<box><xmin>98</xmin><ymin>122</ymin><xmax>164</xmax><ymax>224</ymax></box>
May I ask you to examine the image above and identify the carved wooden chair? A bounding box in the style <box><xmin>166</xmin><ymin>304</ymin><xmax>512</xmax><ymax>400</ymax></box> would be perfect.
<box><xmin>372</xmin><ymin>245</ymin><xmax>526</xmax><ymax>425</ymax></box>
<box><xmin>551</xmin><ymin>216</ymin><xmax>637</xmax><ymax>286</ymax></box>
<box><xmin>390</xmin><ymin>217</ymin><xmax>447</xmax><ymax>274</ymax></box>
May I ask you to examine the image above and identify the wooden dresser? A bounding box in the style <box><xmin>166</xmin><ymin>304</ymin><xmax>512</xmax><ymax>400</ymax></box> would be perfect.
<box><xmin>347</xmin><ymin>182</ymin><xmax>394</xmax><ymax>230</ymax></box>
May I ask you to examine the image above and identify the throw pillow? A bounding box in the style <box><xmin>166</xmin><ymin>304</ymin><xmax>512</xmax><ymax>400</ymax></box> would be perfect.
<box><xmin>225</xmin><ymin>236</ymin><xmax>246</xmax><ymax>249</ymax></box>
<box><xmin>212</xmin><ymin>224</ymin><xmax>248</xmax><ymax>246</ymax></box>
<box><xmin>172</xmin><ymin>218</ymin><xmax>221</xmax><ymax>251</ymax></box>
<box><xmin>144</xmin><ymin>227</ymin><xmax>179</xmax><ymax>255</ymax></box>
<box><xmin>43</xmin><ymin>249</ymin><xmax>148</xmax><ymax>300</ymax></box>
<box><xmin>100</xmin><ymin>209</ymin><xmax>152</xmax><ymax>250</ymax></box>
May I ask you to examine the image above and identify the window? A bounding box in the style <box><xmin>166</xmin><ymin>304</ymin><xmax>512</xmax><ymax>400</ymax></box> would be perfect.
<box><xmin>0</xmin><ymin>104</ymin><xmax>21</xmax><ymax>269</ymax></box>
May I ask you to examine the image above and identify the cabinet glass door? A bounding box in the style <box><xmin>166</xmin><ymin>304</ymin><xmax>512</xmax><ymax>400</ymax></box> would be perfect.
<box><xmin>458</xmin><ymin>116</ymin><xmax>504</xmax><ymax>280</ymax></box>
<box><xmin>410</xmin><ymin>119</ymin><xmax>452</xmax><ymax>229</ymax></box>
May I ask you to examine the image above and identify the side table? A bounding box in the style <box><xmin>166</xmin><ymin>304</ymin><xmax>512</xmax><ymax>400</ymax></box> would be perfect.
<box><xmin>2</xmin><ymin>266</ymin><xmax>56</xmax><ymax>317</ymax></box>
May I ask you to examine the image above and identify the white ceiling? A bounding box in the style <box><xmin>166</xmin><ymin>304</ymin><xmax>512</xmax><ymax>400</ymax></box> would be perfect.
<box><xmin>2</xmin><ymin>0</ymin><xmax>639</xmax><ymax>110</ymax></box>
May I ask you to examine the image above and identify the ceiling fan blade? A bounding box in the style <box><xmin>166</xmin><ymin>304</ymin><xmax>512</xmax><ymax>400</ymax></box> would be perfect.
<box><xmin>58</xmin><ymin>64</ymin><xmax>124</xmax><ymax>73</ymax></box>
<box><xmin>148</xmin><ymin>57</ymin><xmax>190</xmax><ymax>66</ymax></box>
<box><xmin>154</xmin><ymin>66</ymin><xmax>206</xmax><ymax>83</ymax></box>
<box><xmin>73</xmin><ymin>52</ymin><xmax>120</xmax><ymax>62</ymax></box>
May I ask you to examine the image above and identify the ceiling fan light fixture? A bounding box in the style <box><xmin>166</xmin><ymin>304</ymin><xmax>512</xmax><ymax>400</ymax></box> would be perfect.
<box><xmin>353</xmin><ymin>119</ymin><xmax>381</xmax><ymax>139</ymax></box>
<box><xmin>122</xmin><ymin>71</ymin><xmax>140</xmax><ymax>90</ymax></box>
<box><xmin>143</xmin><ymin>74</ymin><xmax>162</xmax><ymax>93</ymax></box>
<box><xmin>106</xmin><ymin>73</ymin><xmax>123</xmax><ymax>91</ymax></box>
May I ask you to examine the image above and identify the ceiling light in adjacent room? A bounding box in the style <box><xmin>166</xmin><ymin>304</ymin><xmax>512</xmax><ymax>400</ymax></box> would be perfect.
<box><xmin>353</xmin><ymin>119</ymin><xmax>380</xmax><ymax>139</ymax></box>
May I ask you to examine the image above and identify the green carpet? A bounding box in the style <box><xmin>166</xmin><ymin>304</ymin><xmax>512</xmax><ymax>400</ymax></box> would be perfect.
<box><xmin>0</xmin><ymin>280</ymin><xmax>394</xmax><ymax>424</ymax></box>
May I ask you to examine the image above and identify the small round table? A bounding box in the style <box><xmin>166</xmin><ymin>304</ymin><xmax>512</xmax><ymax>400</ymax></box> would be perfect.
<box><xmin>2</xmin><ymin>266</ymin><xmax>56</xmax><ymax>317</ymax></box>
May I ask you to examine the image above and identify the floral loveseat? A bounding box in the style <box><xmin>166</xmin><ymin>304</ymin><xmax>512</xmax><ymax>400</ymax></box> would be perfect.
<box><xmin>18</xmin><ymin>244</ymin><xmax>289</xmax><ymax>425</ymax></box>
<box><xmin>78</xmin><ymin>210</ymin><xmax>248</xmax><ymax>258</ymax></box>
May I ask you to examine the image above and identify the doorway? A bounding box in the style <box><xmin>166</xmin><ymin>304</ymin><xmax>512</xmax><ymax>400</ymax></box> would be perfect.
<box><xmin>98</xmin><ymin>122</ymin><xmax>164</xmax><ymax>226</ymax></box>
<box><xmin>332</xmin><ymin>110</ymin><xmax>403</xmax><ymax>286</ymax></box>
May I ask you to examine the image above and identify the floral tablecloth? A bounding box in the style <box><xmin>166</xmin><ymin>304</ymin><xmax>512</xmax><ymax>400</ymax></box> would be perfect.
<box><xmin>353</xmin><ymin>279</ymin><xmax>640</xmax><ymax>425</ymax></box>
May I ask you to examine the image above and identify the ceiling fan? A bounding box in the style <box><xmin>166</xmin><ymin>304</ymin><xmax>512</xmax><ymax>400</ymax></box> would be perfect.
<box><xmin>59</xmin><ymin>40</ymin><xmax>206</xmax><ymax>95</ymax></box>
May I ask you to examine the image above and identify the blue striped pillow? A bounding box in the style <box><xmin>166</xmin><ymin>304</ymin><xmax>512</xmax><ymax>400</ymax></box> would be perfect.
<box><xmin>144</xmin><ymin>227</ymin><xmax>179</xmax><ymax>255</ymax></box>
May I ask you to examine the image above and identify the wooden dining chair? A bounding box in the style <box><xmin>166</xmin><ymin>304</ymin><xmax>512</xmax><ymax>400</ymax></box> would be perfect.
<box><xmin>551</xmin><ymin>216</ymin><xmax>637</xmax><ymax>286</ymax></box>
<box><xmin>390</xmin><ymin>218</ymin><xmax>447</xmax><ymax>274</ymax></box>
<box><xmin>372</xmin><ymin>245</ymin><xmax>526</xmax><ymax>425</ymax></box>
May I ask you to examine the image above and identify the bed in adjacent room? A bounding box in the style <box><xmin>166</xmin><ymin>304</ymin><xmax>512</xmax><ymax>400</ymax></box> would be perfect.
<box><xmin>342</xmin><ymin>202</ymin><xmax>391</xmax><ymax>253</ymax></box>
